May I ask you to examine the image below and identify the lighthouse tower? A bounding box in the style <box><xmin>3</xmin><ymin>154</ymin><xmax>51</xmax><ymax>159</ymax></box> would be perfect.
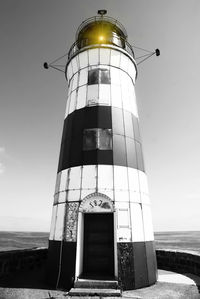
<box><xmin>47</xmin><ymin>11</ymin><xmax>157</xmax><ymax>291</ymax></box>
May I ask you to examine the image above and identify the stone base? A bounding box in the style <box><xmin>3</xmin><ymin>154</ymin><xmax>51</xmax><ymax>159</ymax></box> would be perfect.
<box><xmin>117</xmin><ymin>241</ymin><xmax>157</xmax><ymax>290</ymax></box>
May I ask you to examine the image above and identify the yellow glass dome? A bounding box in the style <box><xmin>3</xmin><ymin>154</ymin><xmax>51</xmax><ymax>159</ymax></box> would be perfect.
<box><xmin>76</xmin><ymin>17</ymin><xmax>127</xmax><ymax>49</ymax></box>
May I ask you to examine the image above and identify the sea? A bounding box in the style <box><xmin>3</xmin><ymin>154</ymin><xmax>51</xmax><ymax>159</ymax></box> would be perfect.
<box><xmin>0</xmin><ymin>231</ymin><xmax>200</xmax><ymax>253</ymax></box>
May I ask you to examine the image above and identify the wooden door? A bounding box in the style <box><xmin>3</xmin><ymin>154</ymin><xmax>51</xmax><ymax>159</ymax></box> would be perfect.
<box><xmin>83</xmin><ymin>213</ymin><xmax>114</xmax><ymax>279</ymax></box>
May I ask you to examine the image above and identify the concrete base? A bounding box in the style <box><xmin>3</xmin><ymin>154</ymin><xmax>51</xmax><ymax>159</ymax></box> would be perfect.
<box><xmin>0</xmin><ymin>269</ymin><xmax>199</xmax><ymax>298</ymax></box>
<box><xmin>122</xmin><ymin>270</ymin><xmax>200</xmax><ymax>299</ymax></box>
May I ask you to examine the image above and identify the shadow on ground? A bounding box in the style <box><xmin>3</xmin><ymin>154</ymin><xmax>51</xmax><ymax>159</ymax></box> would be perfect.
<box><xmin>0</xmin><ymin>267</ymin><xmax>200</xmax><ymax>299</ymax></box>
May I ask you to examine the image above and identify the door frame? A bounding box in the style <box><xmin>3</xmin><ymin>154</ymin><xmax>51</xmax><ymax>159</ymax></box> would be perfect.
<box><xmin>75</xmin><ymin>193</ymin><xmax>118</xmax><ymax>280</ymax></box>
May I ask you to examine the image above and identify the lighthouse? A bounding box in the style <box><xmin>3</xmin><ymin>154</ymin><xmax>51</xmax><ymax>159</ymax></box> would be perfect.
<box><xmin>47</xmin><ymin>10</ymin><xmax>157</xmax><ymax>291</ymax></box>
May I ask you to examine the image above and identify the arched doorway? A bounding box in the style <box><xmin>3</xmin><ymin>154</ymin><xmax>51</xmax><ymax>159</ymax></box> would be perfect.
<box><xmin>75</xmin><ymin>193</ymin><xmax>117</xmax><ymax>280</ymax></box>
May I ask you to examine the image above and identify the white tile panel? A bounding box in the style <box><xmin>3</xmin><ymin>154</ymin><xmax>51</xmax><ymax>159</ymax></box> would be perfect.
<box><xmin>67</xmin><ymin>190</ymin><xmax>81</xmax><ymax>202</ymax></box>
<box><xmin>114</xmin><ymin>190</ymin><xmax>129</xmax><ymax>202</ymax></box>
<box><xmin>115</xmin><ymin>201</ymin><xmax>130</xmax><ymax>229</ymax></box>
<box><xmin>117</xmin><ymin>228</ymin><xmax>131</xmax><ymax>242</ymax></box>
<box><xmin>54</xmin><ymin>203</ymin><xmax>65</xmax><ymax>240</ymax></box>
<box><xmin>98</xmin><ymin>165</ymin><xmax>113</xmax><ymax>190</ymax></box>
<box><xmin>110</xmin><ymin>50</ymin><xmax>121</xmax><ymax>67</ymax></box>
<box><xmin>141</xmin><ymin>194</ymin><xmax>150</xmax><ymax>205</ymax></box>
<box><xmin>100</xmin><ymin>48</ymin><xmax>111</xmax><ymax>65</ymax></box>
<box><xmin>49</xmin><ymin>205</ymin><xmax>57</xmax><ymax>240</ymax></box>
<box><xmin>114</xmin><ymin>166</ymin><xmax>128</xmax><ymax>190</ymax></box>
<box><xmin>129</xmin><ymin>84</ymin><xmax>138</xmax><ymax>117</ymax></box>
<box><xmin>58</xmin><ymin>191</ymin><xmax>66</xmax><ymax>203</ymax></box>
<box><xmin>129</xmin><ymin>191</ymin><xmax>141</xmax><ymax>203</ymax></box>
<box><xmin>110</xmin><ymin>67</ymin><xmax>120</xmax><ymax>85</ymax></box>
<box><xmin>88</xmin><ymin>48</ymin><xmax>99</xmax><ymax>65</ymax></box>
<box><xmin>79</xmin><ymin>68</ymin><xmax>88</xmax><ymax>86</ymax></box>
<box><xmin>87</xmin><ymin>84</ymin><xmax>99</xmax><ymax>105</ymax></box>
<box><xmin>128</xmin><ymin>60</ymin><xmax>136</xmax><ymax>82</ymax></box>
<box><xmin>72</xmin><ymin>73</ymin><xmax>78</xmax><ymax>91</ymax></box>
<box><xmin>68</xmin><ymin>166</ymin><xmax>82</xmax><ymax>190</ymax></box>
<box><xmin>99</xmin><ymin>84</ymin><xmax>111</xmax><ymax>106</ymax></box>
<box><xmin>67</xmin><ymin>81</ymin><xmax>72</xmax><ymax>98</ymax></box>
<box><xmin>69</xmin><ymin>91</ymin><xmax>76</xmax><ymax>114</ymax></box>
<box><xmin>77</xmin><ymin>85</ymin><xmax>87</xmax><ymax>109</ymax></box>
<box><xmin>130</xmin><ymin>203</ymin><xmax>145</xmax><ymax>242</ymax></box>
<box><xmin>128</xmin><ymin>168</ymin><xmax>140</xmax><ymax>192</ymax></box>
<box><xmin>68</xmin><ymin>77</ymin><xmax>73</xmax><ymax>95</ymax></box>
<box><xmin>59</xmin><ymin>169</ymin><xmax>68</xmax><ymax>192</ymax></box>
<box><xmin>142</xmin><ymin>205</ymin><xmax>154</xmax><ymax>241</ymax></box>
<box><xmin>126</xmin><ymin>76</ymin><xmax>134</xmax><ymax>97</ymax></box>
<box><xmin>121</xmin><ymin>73</ymin><xmax>130</xmax><ymax>111</ymax></box>
<box><xmin>123</xmin><ymin>93</ymin><xmax>132</xmax><ymax>112</ymax></box>
<box><xmin>115</xmin><ymin>201</ymin><xmax>129</xmax><ymax>211</ymax></box>
<box><xmin>81</xmin><ymin>189</ymin><xmax>96</xmax><ymax>200</ymax></box>
<box><xmin>55</xmin><ymin>172</ymin><xmax>61</xmax><ymax>194</ymax></box>
<box><xmin>127</xmin><ymin>72</ymin><xmax>134</xmax><ymax>86</ymax></box>
<box><xmin>65</xmin><ymin>95</ymin><xmax>70</xmax><ymax>118</ymax></box>
<box><xmin>71</xmin><ymin>56</ymin><xmax>79</xmax><ymax>74</ymax></box>
<box><xmin>79</xmin><ymin>51</ymin><xmax>88</xmax><ymax>68</ymax></box>
<box><xmin>67</xmin><ymin>62</ymin><xmax>73</xmax><ymax>80</ymax></box>
<box><xmin>82</xmin><ymin>165</ymin><xmax>97</xmax><ymax>189</ymax></box>
<box><xmin>54</xmin><ymin>193</ymin><xmax>59</xmax><ymax>205</ymax></box>
<box><xmin>120</xmin><ymin>54</ymin><xmax>129</xmax><ymax>72</ymax></box>
<box><xmin>121</xmin><ymin>70</ymin><xmax>130</xmax><ymax>87</ymax></box>
<box><xmin>138</xmin><ymin>171</ymin><xmax>149</xmax><ymax>194</ymax></box>
<box><xmin>111</xmin><ymin>84</ymin><xmax>122</xmax><ymax>109</ymax></box>
<box><xmin>118</xmin><ymin>209</ymin><xmax>129</xmax><ymax>227</ymax></box>
<box><xmin>124</xmin><ymin>111</ymin><xmax>134</xmax><ymax>139</ymax></box>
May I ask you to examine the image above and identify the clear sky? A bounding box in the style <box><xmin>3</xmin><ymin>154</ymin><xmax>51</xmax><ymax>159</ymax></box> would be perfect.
<box><xmin>0</xmin><ymin>0</ymin><xmax>200</xmax><ymax>232</ymax></box>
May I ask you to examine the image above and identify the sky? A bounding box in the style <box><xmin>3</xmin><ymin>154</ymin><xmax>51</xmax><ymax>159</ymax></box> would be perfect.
<box><xmin>0</xmin><ymin>0</ymin><xmax>200</xmax><ymax>232</ymax></box>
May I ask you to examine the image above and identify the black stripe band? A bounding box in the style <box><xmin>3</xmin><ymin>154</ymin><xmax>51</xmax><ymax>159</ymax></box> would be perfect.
<box><xmin>58</xmin><ymin>106</ymin><xmax>144</xmax><ymax>172</ymax></box>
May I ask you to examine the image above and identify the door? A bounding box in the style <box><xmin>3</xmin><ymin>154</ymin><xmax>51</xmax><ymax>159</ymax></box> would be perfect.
<box><xmin>82</xmin><ymin>213</ymin><xmax>114</xmax><ymax>279</ymax></box>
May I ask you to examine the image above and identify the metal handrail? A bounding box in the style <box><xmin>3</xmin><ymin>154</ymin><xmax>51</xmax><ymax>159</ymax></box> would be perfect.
<box><xmin>68</xmin><ymin>37</ymin><xmax>135</xmax><ymax>60</ymax></box>
<box><xmin>75</xmin><ymin>16</ymin><xmax>128</xmax><ymax>40</ymax></box>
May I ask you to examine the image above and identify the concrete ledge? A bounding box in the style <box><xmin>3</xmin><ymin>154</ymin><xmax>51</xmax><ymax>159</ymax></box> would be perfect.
<box><xmin>0</xmin><ymin>247</ymin><xmax>48</xmax><ymax>279</ymax></box>
<box><xmin>0</xmin><ymin>270</ymin><xmax>199</xmax><ymax>299</ymax></box>
<box><xmin>0</xmin><ymin>247</ymin><xmax>200</xmax><ymax>288</ymax></box>
<box><xmin>156</xmin><ymin>249</ymin><xmax>200</xmax><ymax>277</ymax></box>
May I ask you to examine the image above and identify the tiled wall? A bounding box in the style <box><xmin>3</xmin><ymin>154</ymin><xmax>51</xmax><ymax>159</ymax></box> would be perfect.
<box><xmin>65</xmin><ymin>48</ymin><xmax>137</xmax><ymax>118</ymax></box>
<box><xmin>49</xmin><ymin>165</ymin><xmax>153</xmax><ymax>243</ymax></box>
<box><xmin>49</xmin><ymin>46</ymin><xmax>154</xmax><ymax>246</ymax></box>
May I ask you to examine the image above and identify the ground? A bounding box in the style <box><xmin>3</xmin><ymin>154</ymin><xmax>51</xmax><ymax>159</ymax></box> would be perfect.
<box><xmin>0</xmin><ymin>269</ymin><xmax>200</xmax><ymax>299</ymax></box>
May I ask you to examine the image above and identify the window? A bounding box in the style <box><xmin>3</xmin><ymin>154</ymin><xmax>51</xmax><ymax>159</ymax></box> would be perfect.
<box><xmin>83</xmin><ymin>129</ymin><xmax>96</xmax><ymax>150</ymax></box>
<box><xmin>99</xmin><ymin>129</ymin><xmax>112</xmax><ymax>149</ymax></box>
<box><xmin>101</xmin><ymin>69</ymin><xmax>110</xmax><ymax>84</ymax></box>
<box><xmin>83</xmin><ymin>128</ymin><xmax>112</xmax><ymax>150</ymax></box>
<box><xmin>88</xmin><ymin>69</ymin><xmax>99</xmax><ymax>85</ymax></box>
<box><xmin>88</xmin><ymin>68</ymin><xmax>111</xmax><ymax>85</ymax></box>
